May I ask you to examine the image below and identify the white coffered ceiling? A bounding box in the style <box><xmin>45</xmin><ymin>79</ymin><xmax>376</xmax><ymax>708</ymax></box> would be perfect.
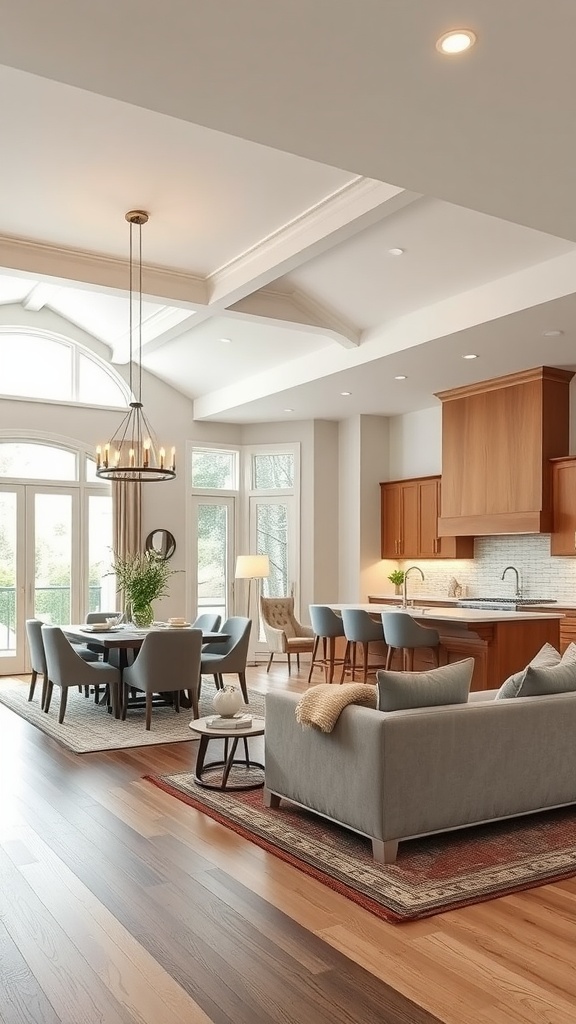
<box><xmin>1</xmin><ymin>0</ymin><xmax>576</xmax><ymax>422</ymax></box>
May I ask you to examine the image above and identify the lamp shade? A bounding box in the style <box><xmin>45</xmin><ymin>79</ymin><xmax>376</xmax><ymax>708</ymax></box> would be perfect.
<box><xmin>235</xmin><ymin>554</ymin><xmax>270</xmax><ymax>579</ymax></box>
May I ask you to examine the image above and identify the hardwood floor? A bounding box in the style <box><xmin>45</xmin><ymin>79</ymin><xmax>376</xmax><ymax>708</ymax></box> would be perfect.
<box><xmin>1</xmin><ymin>663</ymin><xmax>575</xmax><ymax>1024</ymax></box>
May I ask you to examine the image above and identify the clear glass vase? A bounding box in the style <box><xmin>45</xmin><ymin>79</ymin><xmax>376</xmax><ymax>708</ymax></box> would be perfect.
<box><xmin>132</xmin><ymin>602</ymin><xmax>154</xmax><ymax>628</ymax></box>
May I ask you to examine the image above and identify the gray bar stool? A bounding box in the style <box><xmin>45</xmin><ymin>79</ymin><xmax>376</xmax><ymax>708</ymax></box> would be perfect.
<box><xmin>308</xmin><ymin>605</ymin><xmax>346</xmax><ymax>684</ymax></box>
<box><xmin>340</xmin><ymin>608</ymin><xmax>387</xmax><ymax>684</ymax></box>
<box><xmin>381</xmin><ymin>611</ymin><xmax>440</xmax><ymax>671</ymax></box>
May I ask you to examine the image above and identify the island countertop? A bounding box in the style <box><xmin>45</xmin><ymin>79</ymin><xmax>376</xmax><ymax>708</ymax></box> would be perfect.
<box><xmin>327</xmin><ymin>603</ymin><xmax>565</xmax><ymax>624</ymax></box>
<box><xmin>322</xmin><ymin>603</ymin><xmax>563</xmax><ymax>689</ymax></box>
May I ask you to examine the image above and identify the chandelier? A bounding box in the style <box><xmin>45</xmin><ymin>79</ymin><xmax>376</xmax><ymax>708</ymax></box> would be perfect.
<box><xmin>96</xmin><ymin>210</ymin><xmax>176</xmax><ymax>482</ymax></box>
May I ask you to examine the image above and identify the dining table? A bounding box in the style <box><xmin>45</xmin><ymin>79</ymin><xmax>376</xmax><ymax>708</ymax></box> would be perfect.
<box><xmin>62</xmin><ymin>623</ymin><xmax>229</xmax><ymax>714</ymax></box>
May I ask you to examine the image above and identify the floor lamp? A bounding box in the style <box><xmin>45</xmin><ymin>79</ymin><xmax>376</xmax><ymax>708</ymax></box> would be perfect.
<box><xmin>235</xmin><ymin>555</ymin><xmax>270</xmax><ymax>618</ymax></box>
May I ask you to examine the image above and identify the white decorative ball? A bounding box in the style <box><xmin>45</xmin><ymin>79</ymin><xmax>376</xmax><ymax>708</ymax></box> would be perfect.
<box><xmin>212</xmin><ymin>685</ymin><xmax>243</xmax><ymax>717</ymax></box>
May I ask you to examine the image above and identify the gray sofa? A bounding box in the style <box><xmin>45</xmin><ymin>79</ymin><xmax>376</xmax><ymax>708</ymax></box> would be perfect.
<box><xmin>264</xmin><ymin>689</ymin><xmax>576</xmax><ymax>863</ymax></box>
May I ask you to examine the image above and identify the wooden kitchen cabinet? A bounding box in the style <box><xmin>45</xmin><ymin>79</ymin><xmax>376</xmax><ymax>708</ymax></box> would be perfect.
<box><xmin>551</xmin><ymin>457</ymin><xmax>576</xmax><ymax>555</ymax></box>
<box><xmin>380</xmin><ymin>476</ymin><xmax>474</xmax><ymax>560</ymax></box>
<box><xmin>437</xmin><ymin>366</ymin><xmax>573</xmax><ymax>537</ymax></box>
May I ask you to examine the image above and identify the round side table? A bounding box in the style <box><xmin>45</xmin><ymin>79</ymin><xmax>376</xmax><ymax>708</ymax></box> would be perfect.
<box><xmin>188</xmin><ymin>716</ymin><xmax>265</xmax><ymax>791</ymax></box>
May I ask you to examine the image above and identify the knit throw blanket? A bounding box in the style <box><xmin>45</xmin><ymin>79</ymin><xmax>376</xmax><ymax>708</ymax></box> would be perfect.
<box><xmin>295</xmin><ymin>683</ymin><xmax>377</xmax><ymax>733</ymax></box>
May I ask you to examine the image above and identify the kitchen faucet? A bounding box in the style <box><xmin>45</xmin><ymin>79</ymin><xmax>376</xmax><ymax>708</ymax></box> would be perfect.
<box><xmin>402</xmin><ymin>566</ymin><xmax>425</xmax><ymax>608</ymax></box>
<box><xmin>501</xmin><ymin>565</ymin><xmax>522</xmax><ymax>599</ymax></box>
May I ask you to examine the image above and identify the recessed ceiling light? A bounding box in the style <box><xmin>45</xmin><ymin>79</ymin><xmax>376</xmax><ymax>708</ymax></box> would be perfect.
<box><xmin>543</xmin><ymin>329</ymin><xmax>563</xmax><ymax>337</ymax></box>
<box><xmin>283</xmin><ymin>408</ymin><xmax>294</xmax><ymax>413</ymax></box>
<box><xmin>340</xmin><ymin>391</ymin><xmax>352</xmax><ymax>396</ymax></box>
<box><xmin>388</xmin><ymin>248</ymin><xmax>404</xmax><ymax>256</ymax></box>
<box><xmin>394</xmin><ymin>375</ymin><xmax>407</xmax><ymax>380</ymax></box>
<box><xmin>436</xmin><ymin>29</ymin><xmax>476</xmax><ymax>55</ymax></box>
<box><xmin>462</xmin><ymin>353</ymin><xmax>478</xmax><ymax>360</ymax></box>
<box><xmin>220</xmin><ymin>337</ymin><xmax>232</xmax><ymax>344</ymax></box>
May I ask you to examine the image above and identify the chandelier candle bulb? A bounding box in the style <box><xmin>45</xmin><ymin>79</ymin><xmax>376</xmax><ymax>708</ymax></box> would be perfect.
<box><xmin>104</xmin><ymin>443</ymin><xmax>110</xmax><ymax>468</ymax></box>
<box><xmin>159</xmin><ymin>447</ymin><xmax>165</xmax><ymax>470</ymax></box>
<box><xmin>143</xmin><ymin>440</ymin><xmax>150</xmax><ymax>468</ymax></box>
<box><xmin>129</xmin><ymin>448</ymin><xmax>135</xmax><ymax>468</ymax></box>
<box><xmin>170</xmin><ymin>446</ymin><xmax>176</xmax><ymax>470</ymax></box>
<box><xmin>114</xmin><ymin>449</ymin><xmax>120</xmax><ymax>466</ymax></box>
<box><xmin>96</xmin><ymin>445</ymin><xmax>101</xmax><ymax>469</ymax></box>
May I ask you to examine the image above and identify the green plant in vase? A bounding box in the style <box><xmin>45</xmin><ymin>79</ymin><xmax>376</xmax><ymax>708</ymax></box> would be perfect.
<box><xmin>387</xmin><ymin>568</ymin><xmax>405</xmax><ymax>596</ymax></box>
<box><xmin>108</xmin><ymin>550</ymin><xmax>179</xmax><ymax>627</ymax></box>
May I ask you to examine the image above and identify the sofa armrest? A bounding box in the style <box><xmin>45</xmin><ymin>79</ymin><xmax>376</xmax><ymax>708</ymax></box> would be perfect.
<box><xmin>265</xmin><ymin>690</ymin><xmax>387</xmax><ymax>841</ymax></box>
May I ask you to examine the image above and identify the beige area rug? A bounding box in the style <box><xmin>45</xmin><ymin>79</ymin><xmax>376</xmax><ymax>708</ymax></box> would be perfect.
<box><xmin>0</xmin><ymin>679</ymin><xmax>265</xmax><ymax>754</ymax></box>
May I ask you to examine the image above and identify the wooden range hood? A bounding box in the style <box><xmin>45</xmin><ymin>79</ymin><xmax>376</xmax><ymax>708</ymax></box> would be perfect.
<box><xmin>436</xmin><ymin>366</ymin><xmax>574</xmax><ymax>537</ymax></box>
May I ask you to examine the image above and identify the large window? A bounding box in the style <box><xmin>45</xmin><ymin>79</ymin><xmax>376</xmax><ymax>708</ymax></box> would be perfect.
<box><xmin>0</xmin><ymin>439</ymin><xmax>113</xmax><ymax>673</ymax></box>
<box><xmin>0</xmin><ymin>329</ymin><xmax>129</xmax><ymax>407</ymax></box>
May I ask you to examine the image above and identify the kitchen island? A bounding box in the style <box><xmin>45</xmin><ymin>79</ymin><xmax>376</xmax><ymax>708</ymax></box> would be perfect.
<box><xmin>328</xmin><ymin>603</ymin><xmax>564</xmax><ymax>691</ymax></box>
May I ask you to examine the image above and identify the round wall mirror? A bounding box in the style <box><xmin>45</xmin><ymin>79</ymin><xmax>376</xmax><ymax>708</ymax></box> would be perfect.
<box><xmin>145</xmin><ymin>529</ymin><xmax>176</xmax><ymax>560</ymax></box>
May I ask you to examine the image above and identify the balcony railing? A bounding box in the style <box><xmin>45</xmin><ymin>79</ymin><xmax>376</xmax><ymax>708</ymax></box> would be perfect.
<box><xmin>0</xmin><ymin>585</ymin><xmax>103</xmax><ymax>653</ymax></box>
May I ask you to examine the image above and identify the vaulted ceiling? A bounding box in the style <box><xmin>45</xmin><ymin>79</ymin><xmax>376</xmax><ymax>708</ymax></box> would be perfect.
<box><xmin>1</xmin><ymin>0</ymin><xmax>576</xmax><ymax>422</ymax></box>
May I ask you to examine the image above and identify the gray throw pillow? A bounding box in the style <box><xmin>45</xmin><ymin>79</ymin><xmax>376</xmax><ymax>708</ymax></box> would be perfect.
<box><xmin>516</xmin><ymin>660</ymin><xmax>576</xmax><ymax>697</ymax></box>
<box><xmin>376</xmin><ymin>658</ymin><xmax>474</xmax><ymax>712</ymax></box>
<box><xmin>495</xmin><ymin>642</ymin><xmax>561</xmax><ymax>700</ymax></box>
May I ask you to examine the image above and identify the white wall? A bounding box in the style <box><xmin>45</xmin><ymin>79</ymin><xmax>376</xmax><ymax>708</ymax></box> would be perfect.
<box><xmin>338</xmin><ymin>415</ymin><xmax>389</xmax><ymax>601</ymax></box>
<box><xmin>388</xmin><ymin>405</ymin><xmax>441</xmax><ymax>479</ymax></box>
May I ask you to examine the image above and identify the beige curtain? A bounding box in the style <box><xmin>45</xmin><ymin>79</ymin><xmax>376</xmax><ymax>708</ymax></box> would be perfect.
<box><xmin>112</xmin><ymin>480</ymin><xmax>142</xmax><ymax>612</ymax></box>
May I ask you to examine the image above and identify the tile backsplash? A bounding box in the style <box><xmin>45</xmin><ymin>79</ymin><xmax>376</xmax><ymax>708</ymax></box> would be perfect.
<box><xmin>391</xmin><ymin>534</ymin><xmax>576</xmax><ymax>603</ymax></box>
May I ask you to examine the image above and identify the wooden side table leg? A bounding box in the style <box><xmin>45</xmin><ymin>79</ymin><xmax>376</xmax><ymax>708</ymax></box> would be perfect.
<box><xmin>221</xmin><ymin>737</ymin><xmax>239</xmax><ymax>788</ymax></box>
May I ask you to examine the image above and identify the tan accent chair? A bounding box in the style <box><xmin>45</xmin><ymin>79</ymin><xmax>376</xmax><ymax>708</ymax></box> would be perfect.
<box><xmin>260</xmin><ymin>597</ymin><xmax>315</xmax><ymax>674</ymax></box>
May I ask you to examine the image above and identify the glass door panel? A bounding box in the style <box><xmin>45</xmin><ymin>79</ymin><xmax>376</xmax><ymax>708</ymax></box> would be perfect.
<box><xmin>87</xmin><ymin>494</ymin><xmax>115</xmax><ymax>614</ymax></box>
<box><xmin>249</xmin><ymin>496</ymin><xmax>296</xmax><ymax>646</ymax></box>
<box><xmin>191</xmin><ymin>497</ymin><xmax>235</xmax><ymax>622</ymax></box>
<box><xmin>32</xmin><ymin>491</ymin><xmax>75</xmax><ymax>625</ymax></box>
<box><xmin>0</xmin><ymin>487</ymin><xmax>25</xmax><ymax>672</ymax></box>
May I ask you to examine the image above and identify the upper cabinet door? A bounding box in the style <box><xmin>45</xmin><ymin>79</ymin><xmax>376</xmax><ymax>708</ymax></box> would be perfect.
<box><xmin>381</xmin><ymin>476</ymin><xmax>474</xmax><ymax>560</ymax></box>
<box><xmin>380</xmin><ymin>482</ymin><xmax>401</xmax><ymax>558</ymax></box>
<box><xmin>551</xmin><ymin>457</ymin><xmax>576</xmax><ymax>556</ymax></box>
<box><xmin>418</xmin><ymin>478</ymin><xmax>440</xmax><ymax>557</ymax></box>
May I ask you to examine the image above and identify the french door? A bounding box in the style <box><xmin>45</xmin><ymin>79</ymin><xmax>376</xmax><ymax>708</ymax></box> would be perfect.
<box><xmin>249</xmin><ymin>494</ymin><xmax>297</xmax><ymax>649</ymax></box>
<box><xmin>190</xmin><ymin>495</ymin><xmax>236</xmax><ymax>624</ymax></box>
<box><xmin>0</xmin><ymin>484</ymin><xmax>82</xmax><ymax>675</ymax></box>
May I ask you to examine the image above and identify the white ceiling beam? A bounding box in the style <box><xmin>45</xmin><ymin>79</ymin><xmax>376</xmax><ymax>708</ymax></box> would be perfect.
<box><xmin>193</xmin><ymin>249</ymin><xmax>576</xmax><ymax>420</ymax></box>
<box><xmin>21</xmin><ymin>282</ymin><xmax>54</xmax><ymax>311</ymax></box>
<box><xmin>227</xmin><ymin>287</ymin><xmax>361</xmax><ymax>348</ymax></box>
<box><xmin>206</xmin><ymin>179</ymin><xmax>420</xmax><ymax>308</ymax></box>
<box><xmin>0</xmin><ymin>233</ymin><xmax>208</xmax><ymax>306</ymax></box>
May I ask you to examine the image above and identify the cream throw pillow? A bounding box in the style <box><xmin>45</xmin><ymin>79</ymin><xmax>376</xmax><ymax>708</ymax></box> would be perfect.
<box><xmin>376</xmin><ymin>658</ymin><xmax>474</xmax><ymax>712</ymax></box>
<box><xmin>495</xmin><ymin>642</ymin><xmax>561</xmax><ymax>700</ymax></box>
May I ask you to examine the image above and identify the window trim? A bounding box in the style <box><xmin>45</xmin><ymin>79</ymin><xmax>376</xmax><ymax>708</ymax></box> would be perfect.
<box><xmin>0</xmin><ymin>326</ymin><xmax>130</xmax><ymax>409</ymax></box>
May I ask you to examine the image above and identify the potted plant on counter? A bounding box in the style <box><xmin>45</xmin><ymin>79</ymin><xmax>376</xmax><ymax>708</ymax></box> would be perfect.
<box><xmin>109</xmin><ymin>550</ymin><xmax>179</xmax><ymax>627</ymax></box>
<box><xmin>387</xmin><ymin>568</ymin><xmax>405</xmax><ymax>596</ymax></box>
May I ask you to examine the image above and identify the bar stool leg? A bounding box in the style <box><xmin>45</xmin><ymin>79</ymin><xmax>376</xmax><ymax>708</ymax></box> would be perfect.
<box><xmin>362</xmin><ymin>642</ymin><xmax>369</xmax><ymax>684</ymax></box>
<box><xmin>328</xmin><ymin>636</ymin><xmax>336</xmax><ymax>683</ymax></box>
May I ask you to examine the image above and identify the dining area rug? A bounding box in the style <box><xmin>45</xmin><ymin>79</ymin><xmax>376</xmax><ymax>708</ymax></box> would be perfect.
<box><xmin>0</xmin><ymin>678</ymin><xmax>265</xmax><ymax>753</ymax></box>
<box><xmin>144</xmin><ymin>773</ymin><xmax>576</xmax><ymax>922</ymax></box>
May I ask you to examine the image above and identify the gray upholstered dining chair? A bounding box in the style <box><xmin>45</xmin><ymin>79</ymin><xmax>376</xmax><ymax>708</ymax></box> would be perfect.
<box><xmin>381</xmin><ymin>611</ymin><xmax>440</xmax><ymax>671</ymax></box>
<box><xmin>308</xmin><ymin>605</ymin><xmax>346</xmax><ymax>684</ymax></box>
<box><xmin>191</xmin><ymin>612</ymin><xmax>222</xmax><ymax>632</ymax></box>
<box><xmin>122</xmin><ymin>628</ymin><xmax>203</xmax><ymax>729</ymax></box>
<box><xmin>200</xmin><ymin>616</ymin><xmax>251</xmax><ymax>703</ymax></box>
<box><xmin>25</xmin><ymin>619</ymin><xmax>50</xmax><ymax>708</ymax></box>
<box><xmin>41</xmin><ymin>625</ymin><xmax>122</xmax><ymax>724</ymax></box>
<box><xmin>340</xmin><ymin>608</ymin><xmax>387</xmax><ymax>684</ymax></box>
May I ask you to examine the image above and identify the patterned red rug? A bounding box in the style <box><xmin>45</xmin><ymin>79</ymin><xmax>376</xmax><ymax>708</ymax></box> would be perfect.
<box><xmin>145</xmin><ymin>771</ymin><xmax>576</xmax><ymax>922</ymax></box>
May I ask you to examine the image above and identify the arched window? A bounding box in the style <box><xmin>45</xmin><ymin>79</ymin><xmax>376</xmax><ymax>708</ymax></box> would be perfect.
<box><xmin>0</xmin><ymin>328</ymin><xmax>129</xmax><ymax>407</ymax></box>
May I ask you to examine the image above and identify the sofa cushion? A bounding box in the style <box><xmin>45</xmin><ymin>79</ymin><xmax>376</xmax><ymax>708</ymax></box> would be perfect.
<box><xmin>515</xmin><ymin>660</ymin><xmax>576</xmax><ymax>697</ymax></box>
<box><xmin>376</xmin><ymin>658</ymin><xmax>474</xmax><ymax>712</ymax></box>
<box><xmin>495</xmin><ymin>642</ymin><xmax>561</xmax><ymax>700</ymax></box>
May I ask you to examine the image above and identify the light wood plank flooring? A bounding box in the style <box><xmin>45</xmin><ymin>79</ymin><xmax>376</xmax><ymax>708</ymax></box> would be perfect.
<box><xmin>1</xmin><ymin>663</ymin><xmax>575</xmax><ymax>1024</ymax></box>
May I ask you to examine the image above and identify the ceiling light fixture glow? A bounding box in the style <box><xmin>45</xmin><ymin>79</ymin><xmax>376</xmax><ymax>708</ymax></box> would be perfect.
<box><xmin>284</xmin><ymin>408</ymin><xmax>294</xmax><ymax>413</ymax></box>
<box><xmin>340</xmin><ymin>391</ymin><xmax>352</xmax><ymax>396</ymax></box>
<box><xmin>462</xmin><ymin>353</ymin><xmax>478</xmax><ymax>360</ymax></box>
<box><xmin>543</xmin><ymin>330</ymin><xmax>563</xmax><ymax>337</ymax></box>
<box><xmin>394</xmin><ymin>375</ymin><xmax>407</xmax><ymax>380</ymax></box>
<box><xmin>388</xmin><ymin>248</ymin><xmax>404</xmax><ymax>256</ymax></box>
<box><xmin>436</xmin><ymin>29</ymin><xmax>476</xmax><ymax>54</ymax></box>
<box><xmin>220</xmin><ymin>337</ymin><xmax>232</xmax><ymax>343</ymax></box>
